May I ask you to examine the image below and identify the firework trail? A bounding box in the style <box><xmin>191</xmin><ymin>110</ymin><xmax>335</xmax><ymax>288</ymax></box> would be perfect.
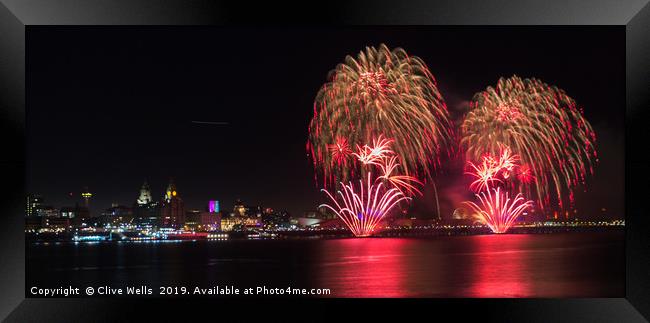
<box><xmin>351</xmin><ymin>135</ymin><xmax>423</xmax><ymax>197</ymax></box>
<box><xmin>464</xmin><ymin>187</ymin><xmax>533</xmax><ymax>234</ymax></box>
<box><xmin>460</xmin><ymin>75</ymin><xmax>597</xmax><ymax>209</ymax></box>
<box><xmin>308</xmin><ymin>44</ymin><xmax>454</xmax><ymax>187</ymax></box>
<box><xmin>320</xmin><ymin>173</ymin><xmax>411</xmax><ymax>237</ymax></box>
<box><xmin>378</xmin><ymin>156</ymin><xmax>423</xmax><ymax>196</ymax></box>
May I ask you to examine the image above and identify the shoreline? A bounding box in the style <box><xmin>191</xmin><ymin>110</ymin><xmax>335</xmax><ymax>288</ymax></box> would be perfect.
<box><xmin>26</xmin><ymin>225</ymin><xmax>624</xmax><ymax>243</ymax></box>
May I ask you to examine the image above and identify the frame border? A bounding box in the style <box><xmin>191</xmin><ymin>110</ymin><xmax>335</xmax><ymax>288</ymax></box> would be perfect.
<box><xmin>1</xmin><ymin>0</ymin><xmax>649</xmax><ymax>321</ymax></box>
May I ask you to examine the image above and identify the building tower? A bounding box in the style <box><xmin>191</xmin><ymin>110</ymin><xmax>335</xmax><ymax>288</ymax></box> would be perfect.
<box><xmin>233</xmin><ymin>199</ymin><xmax>247</xmax><ymax>217</ymax></box>
<box><xmin>161</xmin><ymin>178</ymin><xmax>185</xmax><ymax>228</ymax></box>
<box><xmin>133</xmin><ymin>180</ymin><xmax>158</xmax><ymax>221</ymax></box>
<box><xmin>136</xmin><ymin>180</ymin><xmax>153</xmax><ymax>206</ymax></box>
<box><xmin>164</xmin><ymin>179</ymin><xmax>178</xmax><ymax>203</ymax></box>
<box><xmin>26</xmin><ymin>194</ymin><xmax>43</xmax><ymax>217</ymax></box>
<box><xmin>81</xmin><ymin>187</ymin><xmax>93</xmax><ymax>208</ymax></box>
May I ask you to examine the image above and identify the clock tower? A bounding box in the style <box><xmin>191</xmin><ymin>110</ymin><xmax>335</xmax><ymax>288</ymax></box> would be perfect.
<box><xmin>161</xmin><ymin>178</ymin><xmax>185</xmax><ymax>228</ymax></box>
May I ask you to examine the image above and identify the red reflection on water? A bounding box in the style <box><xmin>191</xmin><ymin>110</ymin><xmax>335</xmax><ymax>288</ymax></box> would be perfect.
<box><xmin>467</xmin><ymin>234</ymin><xmax>532</xmax><ymax>297</ymax></box>
<box><xmin>317</xmin><ymin>238</ymin><xmax>409</xmax><ymax>297</ymax></box>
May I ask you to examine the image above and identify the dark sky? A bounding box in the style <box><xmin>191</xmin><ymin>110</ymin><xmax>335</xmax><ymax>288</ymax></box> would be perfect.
<box><xmin>27</xmin><ymin>27</ymin><xmax>625</xmax><ymax>219</ymax></box>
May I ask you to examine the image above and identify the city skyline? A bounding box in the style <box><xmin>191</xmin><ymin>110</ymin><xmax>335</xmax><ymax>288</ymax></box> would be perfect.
<box><xmin>27</xmin><ymin>27</ymin><xmax>624</xmax><ymax>220</ymax></box>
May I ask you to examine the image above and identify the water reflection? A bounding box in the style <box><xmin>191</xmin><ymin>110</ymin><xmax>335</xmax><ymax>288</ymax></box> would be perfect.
<box><xmin>314</xmin><ymin>233</ymin><xmax>623</xmax><ymax>297</ymax></box>
<box><xmin>28</xmin><ymin>232</ymin><xmax>624</xmax><ymax>298</ymax></box>
<box><xmin>317</xmin><ymin>238</ymin><xmax>409</xmax><ymax>297</ymax></box>
<box><xmin>465</xmin><ymin>234</ymin><xmax>532</xmax><ymax>297</ymax></box>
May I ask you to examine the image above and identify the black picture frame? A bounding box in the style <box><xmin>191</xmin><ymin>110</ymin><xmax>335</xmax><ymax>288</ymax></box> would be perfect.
<box><xmin>1</xmin><ymin>0</ymin><xmax>649</xmax><ymax>321</ymax></box>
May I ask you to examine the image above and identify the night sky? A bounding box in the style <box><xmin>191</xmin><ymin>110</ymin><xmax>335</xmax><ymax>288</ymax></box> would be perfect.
<box><xmin>27</xmin><ymin>27</ymin><xmax>625</xmax><ymax>219</ymax></box>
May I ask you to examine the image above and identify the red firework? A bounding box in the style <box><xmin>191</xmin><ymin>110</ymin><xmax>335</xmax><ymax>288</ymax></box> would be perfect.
<box><xmin>352</xmin><ymin>135</ymin><xmax>395</xmax><ymax>166</ymax></box>
<box><xmin>377</xmin><ymin>156</ymin><xmax>423</xmax><ymax>196</ymax></box>
<box><xmin>466</xmin><ymin>147</ymin><xmax>520</xmax><ymax>192</ymax></box>
<box><xmin>517</xmin><ymin>164</ymin><xmax>535</xmax><ymax>184</ymax></box>
<box><xmin>464</xmin><ymin>187</ymin><xmax>533</xmax><ymax>234</ymax></box>
<box><xmin>461</xmin><ymin>76</ymin><xmax>597</xmax><ymax>210</ymax></box>
<box><xmin>308</xmin><ymin>44</ymin><xmax>454</xmax><ymax>187</ymax></box>
<box><xmin>327</xmin><ymin>137</ymin><xmax>353</xmax><ymax>166</ymax></box>
<box><xmin>320</xmin><ymin>173</ymin><xmax>410</xmax><ymax>237</ymax></box>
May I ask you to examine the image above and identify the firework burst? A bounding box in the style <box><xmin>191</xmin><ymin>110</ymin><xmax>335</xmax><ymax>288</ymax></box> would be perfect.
<box><xmin>352</xmin><ymin>135</ymin><xmax>395</xmax><ymax>166</ymax></box>
<box><xmin>460</xmin><ymin>75</ymin><xmax>597</xmax><ymax>209</ymax></box>
<box><xmin>464</xmin><ymin>187</ymin><xmax>533</xmax><ymax>234</ymax></box>
<box><xmin>320</xmin><ymin>173</ymin><xmax>410</xmax><ymax>237</ymax></box>
<box><xmin>466</xmin><ymin>159</ymin><xmax>502</xmax><ymax>193</ymax></box>
<box><xmin>327</xmin><ymin>136</ymin><xmax>353</xmax><ymax>166</ymax></box>
<box><xmin>308</xmin><ymin>44</ymin><xmax>454</xmax><ymax>186</ymax></box>
<box><xmin>466</xmin><ymin>147</ymin><xmax>519</xmax><ymax>192</ymax></box>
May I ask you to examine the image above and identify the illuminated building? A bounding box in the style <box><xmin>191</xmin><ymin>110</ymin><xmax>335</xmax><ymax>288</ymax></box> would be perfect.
<box><xmin>185</xmin><ymin>209</ymin><xmax>221</xmax><ymax>232</ymax></box>
<box><xmin>160</xmin><ymin>179</ymin><xmax>185</xmax><ymax>228</ymax></box>
<box><xmin>36</xmin><ymin>206</ymin><xmax>58</xmax><ymax>218</ymax></box>
<box><xmin>292</xmin><ymin>209</ymin><xmax>328</xmax><ymax>227</ymax></box>
<box><xmin>208</xmin><ymin>200</ymin><xmax>220</xmax><ymax>213</ymax></box>
<box><xmin>61</xmin><ymin>203</ymin><xmax>90</xmax><ymax>227</ymax></box>
<box><xmin>42</xmin><ymin>217</ymin><xmax>71</xmax><ymax>231</ymax></box>
<box><xmin>219</xmin><ymin>217</ymin><xmax>239</xmax><ymax>231</ymax></box>
<box><xmin>262</xmin><ymin>210</ymin><xmax>290</xmax><ymax>228</ymax></box>
<box><xmin>452</xmin><ymin>207</ymin><xmax>469</xmax><ymax>220</ymax></box>
<box><xmin>26</xmin><ymin>194</ymin><xmax>43</xmax><ymax>217</ymax></box>
<box><xmin>136</xmin><ymin>181</ymin><xmax>153</xmax><ymax>206</ymax></box>
<box><xmin>133</xmin><ymin>180</ymin><xmax>159</xmax><ymax>220</ymax></box>
<box><xmin>221</xmin><ymin>216</ymin><xmax>260</xmax><ymax>232</ymax></box>
<box><xmin>81</xmin><ymin>187</ymin><xmax>92</xmax><ymax>208</ymax></box>
<box><xmin>232</xmin><ymin>199</ymin><xmax>247</xmax><ymax>217</ymax></box>
<box><xmin>60</xmin><ymin>206</ymin><xmax>77</xmax><ymax>218</ymax></box>
<box><xmin>101</xmin><ymin>203</ymin><xmax>133</xmax><ymax>226</ymax></box>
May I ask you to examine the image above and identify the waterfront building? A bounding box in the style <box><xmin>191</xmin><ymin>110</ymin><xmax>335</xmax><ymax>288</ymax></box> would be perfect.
<box><xmin>26</xmin><ymin>194</ymin><xmax>44</xmax><ymax>217</ymax></box>
<box><xmin>160</xmin><ymin>179</ymin><xmax>185</xmax><ymax>228</ymax></box>
<box><xmin>292</xmin><ymin>209</ymin><xmax>328</xmax><ymax>227</ymax></box>
<box><xmin>60</xmin><ymin>206</ymin><xmax>77</xmax><ymax>218</ymax></box>
<box><xmin>232</xmin><ymin>199</ymin><xmax>247</xmax><ymax>217</ymax></box>
<box><xmin>101</xmin><ymin>204</ymin><xmax>133</xmax><ymax>226</ymax></box>
<box><xmin>221</xmin><ymin>216</ymin><xmax>261</xmax><ymax>232</ymax></box>
<box><xmin>452</xmin><ymin>207</ymin><xmax>470</xmax><ymax>220</ymax></box>
<box><xmin>81</xmin><ymin>187</ymin><xmax>92</xmax><ymax>208</ymax></box>
<box><xmin>133</xmin><ymin>180</ymin><xmax>159</xmax><ymax>220</ymax></box>
<box><xmin>208</xmin><ymin>200</ymin><xmax>220</xmax><ymax>213</ymax></box>
<box><xmin>35</xmin><ymin>206</ymin><xmax>59</xmax><ymax>218</ymax></box>
<box><xmin>262</xmin><ymin>210</ymin><xmax>291</xmax><ymax>229</ymax></box>
<box><xmin>41</xmin><ymin>217</ymin><xmax>71</xmax><ymax>231</ymax></box>
<box><xmin>136</xmin><ymin>181</ymin><xmax>153</xmax><ymax>206</ymax></box>
<box><xmin>185</xmin><ymin>208</ymin><xmax>221</xmax><ymax>231</ymax></box>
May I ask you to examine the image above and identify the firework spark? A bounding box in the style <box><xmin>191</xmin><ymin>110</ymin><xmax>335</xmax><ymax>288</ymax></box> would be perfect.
<box><xmin>517</xmin><ymin>164</ymin><xmax>535</xmax><ymax>184</ymax></box>
<box><xmin>327</xmin><ymin>136</ymin><xmax>353</xmax><ymax>166</ymax></box>
<box><xmin>352</xmin><ymin>135</ymin><xmax>395</xmax><ymax>166</ymax></box>
<box><xmin>466</xmin><ymin>159</ymin><xmax>502</xmax><ymax>193</ymax></box>
<box><xmin>308</xmin><ymin>44</ymin><xmax>454</xmax><ymax>186</ymax></box>
<box><xmin>464</xmin><ymin>187</ymin><xmax>533</xmax><ymax>234</ymax></box>
<box><xmin>466</xmin><ymin>147</ymin><xmax>519</xmax><ymax>193</ymax></box>
<box><xmin>378</xmin><ymin>156</ymin><xmax>423</xmax><ymax>196</ymax></box>
<box><xmin>320</xmin><ymin>173</ymin><xmax>410</xmax><ymax>237</ymax></box>
<box><xmin>460</xmin><ymin>75</ymin><xmax>596</xmax><ymax>209</ymax></box>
